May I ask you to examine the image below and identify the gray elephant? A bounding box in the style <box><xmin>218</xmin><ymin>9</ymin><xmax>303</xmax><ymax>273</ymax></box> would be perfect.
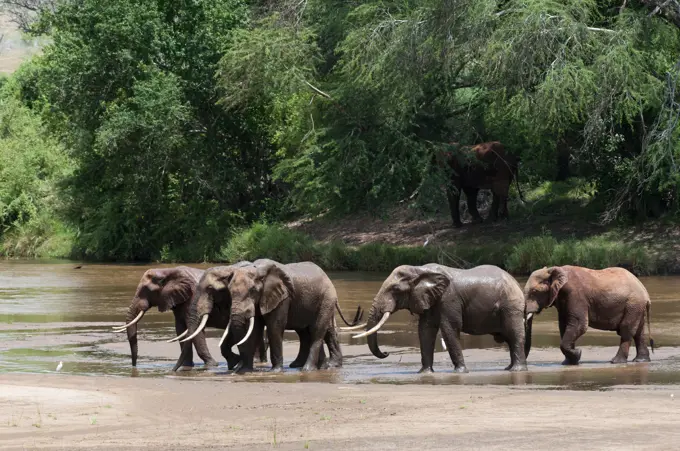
<box><xmin>113</xmin><ymin>266</ymin><xmax>217</xmax><ymax>368</ymax></box>
<box><xmin>354</xmin><ymin>264</ymin><xmax>531</xmax><ymax>373</ymax></box>
<box><xmin>169</xmin><ymin>260</ymin><xmax>363</xmax><ymax>372</ymax></box>
<box><xmin>227</xmin><ymin>259</ymin><xmax>361</xmax><ymax>372</ymax></box>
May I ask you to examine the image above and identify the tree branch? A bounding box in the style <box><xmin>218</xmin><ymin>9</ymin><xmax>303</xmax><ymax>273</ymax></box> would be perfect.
<box><xmin>641</xmin><ymin>0</ymin><xmax>680</xmax><ymax>29</ymax></box>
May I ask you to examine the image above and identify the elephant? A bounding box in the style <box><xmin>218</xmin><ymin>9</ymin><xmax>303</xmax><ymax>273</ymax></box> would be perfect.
<box><xmin>523</xmin><ymin>265</ymin><xmax>654</xmax><ymax>365</ymax></box>
<box><xmin>226</xmin><ymin>259</ymin><xmax>361</xmax><ymax>373</ymax></box>
<box><xmin>113</xmin><ymin>264</ymin><xmax>268</xmax><ymax>369</ymax></box>
<box><xmin>170</xmin><ymin>260</ymin><xmax>363</xmax><ymax>373</ymax></box>
<box><xmin>113</xmin><ymin>266</ymin><xmax>216</xmax><ymax>368</ymax></box>
<box><xmin>354</xmin><ymin>264</ymin><xmax>530</xmax><ymax>373</ymax></box>
<box><xmin>434</xmin><ymin>141</ymin><xmax>525</xmax><ymax>228</ymax></box>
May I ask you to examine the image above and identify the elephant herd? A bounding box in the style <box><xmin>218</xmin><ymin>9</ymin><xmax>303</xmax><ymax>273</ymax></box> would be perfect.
<box><xmin>114</xmin><ymin>259</ymin><xmax>654</xmax><ymax>374</ymax></box>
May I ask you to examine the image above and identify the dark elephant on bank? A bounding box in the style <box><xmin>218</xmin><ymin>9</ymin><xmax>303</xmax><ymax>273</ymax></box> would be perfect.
<box><xmin>170</xmin><ymin>260</ymin><xmax>363</xmax><ymax>372</ymax></box>
<box><xmin>434</xmin><ymin>141</ymin><xmax>525</xmax><ymax>228</ymax></box>
<box><xmin>523</xmin><ymin>265</ymin><xmax>654</xmax><ymax>365</ymax></box>
<box><xmin>354</xmin><ymin>264</ymin><xmax>531</xmax><ymax>373</ymax></box>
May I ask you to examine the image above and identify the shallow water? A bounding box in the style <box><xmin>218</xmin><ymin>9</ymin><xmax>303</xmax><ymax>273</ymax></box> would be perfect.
<box><xmin>1</xmin><ymin>260</ymin><xmax>680</xmax><ymax>389</ymax></box>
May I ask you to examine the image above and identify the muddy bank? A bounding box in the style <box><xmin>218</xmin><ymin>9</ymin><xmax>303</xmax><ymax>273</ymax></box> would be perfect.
<box><xmin>1</xmin><ymin>374</ymin><xmax>680</xmax><ymax>450</ymax></box>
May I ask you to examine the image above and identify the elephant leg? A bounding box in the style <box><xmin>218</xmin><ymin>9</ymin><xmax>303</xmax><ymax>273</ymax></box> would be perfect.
<box><xmin>264</xmin><ymin>316</ymin><xmax>285</xmax><ymax>373</ymax></box>
<box><xmin>417</xmin><ymin>309</ymin><xmax>441</xmax><ymax>373</ymax></box>
<box><xmin>632</xmin><ymin>311</ymin><xmax>651</xmax><ymax>362</ymax></box>
<box><xmin>560</xmin><ymin>318</ymin><xmax>587</xmax><ymax>365</ymax></box>
<box><xmin>290</xmin><ymin>328</ymin><xmax>310</xmax><ymax>368</ymax></box>
<box><xmin>464</xmin><ymin>188</ymin><xmax>482</xmax><ymax>223</ymax></box>
<box><xmin>502</xmin><ymin>310</ymin><xmax>527</xmax><ymax>372</ymax></box>
<box><xmin>611</xmin><ymin>335</ymin><xmax>632</xmax><ymax>364</ymax></box>
<box><xmin>447</xmin><ymin>186</ymin><xmax>463</xmax><ymax>228</ymax></box>
<box><xmin>301</xmin><ymin>326</ymin><xmax>327</xmax><ymax>372</ymax></box>
<box><xmin>440</xmin><ymin>320</ymin><xmax>466</xmax><ymax>373</ymax></box>
<box><xmin>253</xmin><ymin>323</ymin><xmax>269</xmax><ymax>364</ymax></box>
<box><xmin>220</xmin><ymin>339</ymin><xmax>241</xmax><ymax>371</ymax></box>
<box><xmin>323</xmin><ymin>326</ymin><xmax>343</xmax><ymax>369</ymax></box>
<box><xmin>488</xmin><ymin>191</ymin><xmax>500</xmax><ymax>222</ymax></box>
<box><xmin>174</xmin><ymin>319</ymin><xmax>195</xmax><ymax>368</ymax></box>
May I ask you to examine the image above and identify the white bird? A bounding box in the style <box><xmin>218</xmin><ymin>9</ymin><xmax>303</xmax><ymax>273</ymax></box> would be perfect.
<box><xmin>56</xmin><ymin>361</ymin><xmax>63</xmax><ymax>372</ymax></box>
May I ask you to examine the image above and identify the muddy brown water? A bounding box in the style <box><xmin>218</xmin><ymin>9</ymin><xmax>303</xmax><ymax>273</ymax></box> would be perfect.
<box><xmin>2</xmin><ymin>261</ymin><xmax>680</xmax><ymax>389</ymax></box>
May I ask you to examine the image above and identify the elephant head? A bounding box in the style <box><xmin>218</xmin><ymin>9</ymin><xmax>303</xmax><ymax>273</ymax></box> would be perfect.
<box><xmin>113</xmin><ymin>266</ymin><xmax>201</xmax><ymax>366</ymax></box>
<box><xmin>227</xmin><ymin>261</ymin><xmax>294</xmax><ymax>346</ymax></box>
<box><xmin>523</xmin><ymin>266</ymin><xmax>568</xmax><ymax>316</ymax></box>
<box><xmin>355</xmin><ymin>265</ymin><xmax>450</xmax><ymax>359</ymax></box>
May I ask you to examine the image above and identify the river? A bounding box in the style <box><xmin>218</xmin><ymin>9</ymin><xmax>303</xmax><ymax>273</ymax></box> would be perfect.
<box><xmin>2</xmin><ymin>260</ymin><xmax>680</xmax><ymax>388</ymax></box>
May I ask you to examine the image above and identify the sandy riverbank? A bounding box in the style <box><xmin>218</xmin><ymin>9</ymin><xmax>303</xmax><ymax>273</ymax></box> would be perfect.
<box><xmin>1</xmin><ymin>374</ymin><xmax>679</xmax><ymax>450</ymax></box>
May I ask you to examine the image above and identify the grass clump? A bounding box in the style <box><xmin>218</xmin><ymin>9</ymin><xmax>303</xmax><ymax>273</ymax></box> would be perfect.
<box><xmin>506</xmin><ymin>233</ymin><xmax>656</xmax><ymax>275</ymax></box>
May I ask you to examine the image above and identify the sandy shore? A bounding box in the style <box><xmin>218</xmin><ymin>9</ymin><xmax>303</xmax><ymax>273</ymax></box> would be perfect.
<box><xmin>1</xmin><ymin>374</ymin><xmax>679</xmax><ymax>450</ymax></box>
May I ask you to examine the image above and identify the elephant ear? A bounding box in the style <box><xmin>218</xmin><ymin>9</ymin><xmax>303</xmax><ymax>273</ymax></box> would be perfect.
<box><xmin>548</xmin><ymin>266</ymin><xmax>568</xmax><ymax>307</ymax></box>
<box><xmin>258</xmin><ymin>263</ymin><xmax>294</xmax><ymax>315</ymax></box>
<box><xmin>410</xmin><ymin>268</ymin><xmax>450</xmax><ymax>314</ymax></box>
<box><xmin>158</xmin><ymin>267</ymin><xmax>194</xmax><ymax>312</ymax></box>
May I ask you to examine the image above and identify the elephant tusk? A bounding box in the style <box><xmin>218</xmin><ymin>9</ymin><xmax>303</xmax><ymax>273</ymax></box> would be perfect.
<box><xmin>166</xmin><ymin>329</ymin><xmax>188</xmax><ymax>343</ymax></box>
<box><xmin>525</xmin><ymin>313</ymin><xmax>533</xmax><ymax>325</ymax></box>
<box><xmin>339</xmin><ymin>323</ymin><xmax>367</xmax><ymax>331</ymax></box>
<box><xmin>180</xmin><ymin>315</ymin><xmax>209</xmax><ymax>343</ymax></box>
<box><xmin>352</xmin><ymin>312</ymin><xmax>390</xmax><ymax>339</ymax></box>
<box><xmin>441</xmin><ymin>337</ymin><xmax>447</xmax><ymax>351</ymax></box>
<box><xmin>218</xmin><ymin>321</ymin><xmax>231</xmax><ymax>348</ymax></box>
<box><xmin>234</xmin><ymin>317</ymin><xmax>255</xmax><ymax>347</ymax></box>
<box><xmin>113</xmin><ymin>310</ymin><xmax>145</xmax><ymax>332</ymax></box>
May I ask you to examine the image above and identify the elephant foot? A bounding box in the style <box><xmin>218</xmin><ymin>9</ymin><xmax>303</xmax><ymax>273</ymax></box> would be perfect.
<box><xmin>417</xmin><ymin>367</ymin><xmax>434</xmax><ymax>374</ymax></box>
<box><xmin>203</xmin><ymin>359</ymin><xmax>219</xmax><ymax>368</ymax></box>
<box><xmin>254</xmin><ymin>356</ymin><xmax>268</xmax><ymax>364</ymax></box>
<box><xmin>610</xmin><ymin>356</ymin><xmax>628</xmax><ymax>364</ymax></box>
<box><xmin>301</xmin><ymin>363</ymin><xmax>318</xmax><ymax>372</ymax></box>
<box><xmin>325</xmin><ymin>360</ymin><xmax>342</xmax><ymax>369</ymax></box>
<box><xmin>453</xmin><ymin>365</ymin><xmax>468</xmax><ymax>373</ymax></box>
<box><xmin>561</xmin><ymin>349</ymin><xmax>582</xmax><ymax>365</ymax></box>
<box><xmin>177</xmin><ymin>365</ymin><xmax>195</xmax><ymax>372</ymax></box>
<box><xmin>269</xmin><ymin>365</ymin><xmax>284</xmax><ymax>373</ymax></box>
<box><xmin>505</xmin><ymin>363</ymin><xmax>528</xmax><ymax>372</ymax></box>
<box><xmin>632</xmin><ymin>355</ymin><xmax>651</xmax><ymax>363</ymax></box>
<box><xmin>235</xmin><ymin>365</ymin><xmax>254</xmax><ymax>374</ymax></box>
<box><xmin>289</xmin><ymin>359</ymin><xmax>305</xmax><ymax>369</ymax></box>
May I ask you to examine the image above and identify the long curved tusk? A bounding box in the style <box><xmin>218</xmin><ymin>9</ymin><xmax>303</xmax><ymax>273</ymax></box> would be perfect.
<box><xmin>526</xmin><ymin>313</ymin><xmax>533</xmax><ymax>322</ymax></box>
<box><xmin>441</xmin><ymin>337</ymin><xmax>447</xmax><ymax>351</ymax></box>
<box><xmin>218</xmin><ymin>321</ymin><xmax>231</xmax><ymax>348</ymax></box>
<box><xmin>234</xmin><ymin>317</ymin><xmax>255</xmax><ymax>347</ymax></box>
<box><xmin>339</xmin><ymin>323</ymin><xmax>367</xmax><ymax>331</ymax></box>
<box><xmin>166</xmin><ymin>329</ymin><xmax>188</xmax><ymax>343</ymax></box>
<box><xmin>352</xmin><ymin>312</ymin><xmax>390</xmax><ymax>339</ymax></box>
<box><xmin>113</xmin><ymin>310</ymin><xmax>145</xmax><ymax>332</ymax></box>
<box><xmin>179</xmin><ymin>315</ymin><xmax>209</xmax><ymax>343</ymax></box>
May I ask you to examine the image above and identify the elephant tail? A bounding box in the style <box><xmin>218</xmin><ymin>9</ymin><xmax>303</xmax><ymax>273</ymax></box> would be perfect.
<box><xmin>336</xmin><ymin>303</ymin><xmax>364</xmax><ymax>327</ymax></box>
<box><xmin>513</xmin><ymin>163</ymin><xmax>526</xmax><ymax>204</ymax></box>
<box><xmin>647</xmin><ymin>301</ymin><xmax>655</xmax><ymax>353</ymax></box>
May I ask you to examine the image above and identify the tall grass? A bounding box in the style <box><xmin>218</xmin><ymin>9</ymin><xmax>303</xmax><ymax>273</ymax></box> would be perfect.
<box><xmin>218</xmin><ymin>223</ymin><xmax>660</xmax><ymax>275</ymax></box>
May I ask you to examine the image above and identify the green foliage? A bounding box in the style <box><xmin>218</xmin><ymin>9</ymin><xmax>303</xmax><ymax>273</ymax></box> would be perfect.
<box><xmin>0</xmin><ymin>77</ymin><xmax>74</xmax><ymax>258</ymax></box>
<box><xmin>505</xmin><ymin>233</ymin><xmax>655</xmax><ymax>275</ymax></box>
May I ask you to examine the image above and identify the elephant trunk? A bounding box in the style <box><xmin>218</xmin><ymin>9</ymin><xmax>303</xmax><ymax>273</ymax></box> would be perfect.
<box><xmin>524</xmin><ymin>313</ymin><xmax>534</xmax><ymax>359</ymax></box>
<box><xmin>365</xmin><ymin>306</ymin><xmax>390</xmax><ymax>359</ymax></box>
<box><xmin>126</xmin><ymin>299</ymin><xmax>149</xmax><ymax>367</ymax></box>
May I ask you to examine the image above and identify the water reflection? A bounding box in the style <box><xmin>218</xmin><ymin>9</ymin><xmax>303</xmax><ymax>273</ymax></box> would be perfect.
<box><xmin>1</xmin><ymin>261</ymin><xmax>680</xmax><ymax>389</ymax></box>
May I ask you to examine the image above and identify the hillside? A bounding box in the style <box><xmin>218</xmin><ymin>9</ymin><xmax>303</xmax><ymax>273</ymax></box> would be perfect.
<box><xmin>0</xmin><ymin>13</ymin><xmax>41</xmax><ymax>74</ymax></box>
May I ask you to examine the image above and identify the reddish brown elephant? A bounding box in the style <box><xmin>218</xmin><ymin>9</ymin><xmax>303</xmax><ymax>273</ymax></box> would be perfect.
<box><xmin>435</xmin><ymin>141</ymin><xmax>524</xmax><ymax>228</ymax></box>
<box><xmin>523</xmin><ymin>266</ymin><xmax>654</xmax><ymax>365</ymax></box>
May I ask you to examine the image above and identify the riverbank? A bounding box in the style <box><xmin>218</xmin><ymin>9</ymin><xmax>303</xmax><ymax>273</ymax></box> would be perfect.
<box><xmin>1</xmin><ymin>373</ymin><xmax>679</xmax><ymax>450</ymax></box>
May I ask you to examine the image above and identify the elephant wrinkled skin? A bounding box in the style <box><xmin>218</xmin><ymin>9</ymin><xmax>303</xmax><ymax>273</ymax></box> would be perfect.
<box><xmin>524</xmin><ymin>265</ymin><xmax>654</xmax><ymax>365</ymax></box>
<box><xmin>358</xmin><ymin>264</ymin><xmax>531</xmax><ymax>373</ymax></box>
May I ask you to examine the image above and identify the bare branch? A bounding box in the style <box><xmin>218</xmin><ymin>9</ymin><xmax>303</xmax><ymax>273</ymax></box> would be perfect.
<box><xmin>640</xmin><ymin>0</ymin><xmax>680</xmax><ymax>29</ymax></box>
<box><xmin>303</xmin><ymin>79</ymin><xmax>331</xmax><ymax>99</ymax></box>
